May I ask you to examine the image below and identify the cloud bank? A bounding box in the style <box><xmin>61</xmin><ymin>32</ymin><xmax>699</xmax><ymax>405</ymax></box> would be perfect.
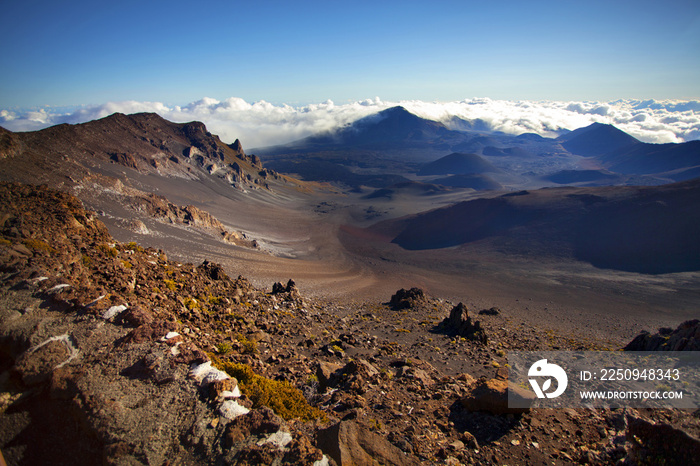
<box><xmin>2</xmin><ymin>97</ymin><xmax>699</xmax><ymax>149</ymax></box>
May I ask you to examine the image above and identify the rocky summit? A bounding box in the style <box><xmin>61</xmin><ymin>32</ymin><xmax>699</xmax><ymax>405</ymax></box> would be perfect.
<box><xmin>1</xmin><ymin>182</ymin><xmax>699</xmax><ymax>465</ymax></box>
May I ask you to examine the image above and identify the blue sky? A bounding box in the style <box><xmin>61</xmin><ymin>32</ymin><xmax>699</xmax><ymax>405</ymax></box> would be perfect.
<box><xmin>2</xmin><ymin>0</ymin><xmax>699</xmax><ymax>109</ymax></box>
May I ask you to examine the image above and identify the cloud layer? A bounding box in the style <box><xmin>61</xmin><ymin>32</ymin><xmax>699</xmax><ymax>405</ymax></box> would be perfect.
<box><xmin>2</xmin><ymin>97</ymin><xmax>699</xmax><ymax>149</ymax></box>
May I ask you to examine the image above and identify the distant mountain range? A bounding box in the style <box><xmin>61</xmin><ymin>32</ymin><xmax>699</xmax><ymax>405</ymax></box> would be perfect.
<box><xmin>255</xmin><ymin>106</ymin><xmax>700</xmax><ymax>191</ymax></box>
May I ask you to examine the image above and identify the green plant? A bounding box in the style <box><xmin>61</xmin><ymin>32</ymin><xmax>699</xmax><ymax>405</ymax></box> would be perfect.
<box><xmin>125</xmin><ymin>241</ymin><xmax>144</xmax><ymax>252</ymax></box>
<box><xmin>215</xmin><ymin>361</ymin><xmax>326</xmax><ymax>422</ymax></box>
<box><xmin>236</xmin><ymin>334</ymin><xmax>258</xmax><ymax>355</ymax></box>
<box><xmin>208</xmin><ymin>295</ymin><xmax>225</xmax><ymax>305</ymax></box>
<box><xmin>184</xmin><ymin>297</ymin><xmax>199</xmax><ymax>310</ymax></box>
<box><xmin>81</xmin><ymin>254</ymin><xmax>92</xmax><ymax>266</ymax></box>
<box><xmin>215</xmin><ymin>342</ymin><xmax>232</xmax><ymax>354</ymax></box>
<box><xmin>163</xmin><ymin>279</ymin><xmax>177</xmax><ymax>291</ymax></box>
<box><xmin>97</xmin><ymin>243</ymin><xmax>119</xmax><ymax>257</ymax></box>
<box><xmin>23</xmin><ymin>238</ymin><xmax>56</xmax><ymax>254</ymax></box>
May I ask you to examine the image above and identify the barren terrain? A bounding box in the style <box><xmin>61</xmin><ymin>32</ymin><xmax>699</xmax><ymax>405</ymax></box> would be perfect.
<box><xmin>89</xmin><ymin>173</ymin><xmax>700</xmax><ymax>350</ymax></box>
<box><xmin>1</xmin><ymin>113</ymin><xmax>698</xmax><ymax>465</ymax></box>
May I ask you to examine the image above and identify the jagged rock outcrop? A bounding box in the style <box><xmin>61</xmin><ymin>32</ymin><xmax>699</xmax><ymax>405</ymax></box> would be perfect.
<box><xmin>0</xmin><ymin>112</ymin><xmax>291</xmax><ymax>194</ymax></box>
<box><xmin>389</xmin><ymin>287</ymin><xmax>427</xmax><ymax>310</ymax></box>
<box><xmin>438</xmin><ymin>303</ymin><xmax>488</xmax><ymax>343</ymax></box>
<box><xmin>230</xmin><ymin>139</ymin><xmax>245</xmax><ymax>157</ymax></box>
<box><xmin>624</xmin><ymin>319</ymin><xmax>700</xmax><ymax>351</ymax></box>
<box><xmin>110</xmin><ymin>151</ymin><xmax>139</xmax><ymax>169</ymax></box>
<box><xmin>126</xmin><ymin>192</ymin><xmax>257</xmax><ymax>248</ymax></box>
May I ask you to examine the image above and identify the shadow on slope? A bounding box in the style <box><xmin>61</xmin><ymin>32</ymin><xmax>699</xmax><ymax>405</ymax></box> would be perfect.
<box><xmin>380</xmin><ymin>179</ymin><xmax>700</xmax><ymax>274</ymax></box>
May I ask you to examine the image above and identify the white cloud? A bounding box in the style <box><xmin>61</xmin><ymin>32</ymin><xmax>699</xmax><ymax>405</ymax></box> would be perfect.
<box><xmin>1</xmin><ymin>97</ymin><xmax>699</xmax><ymax>148</ymax></box>
<box><xmin>0</xmin><ymin>110</ymin><xmax>16</xmax><ymax>121</ymax></box>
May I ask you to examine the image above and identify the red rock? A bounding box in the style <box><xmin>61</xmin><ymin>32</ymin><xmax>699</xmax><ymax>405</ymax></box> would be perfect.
<box><xmin>460</xmin><ymin>378</ymin><xmax>535</xmax><ymax>415</ymax></box>
<box><xmin>316</xmin><ymin>420</ymin><xmax>419</xmax><ymax>466</ymax></box>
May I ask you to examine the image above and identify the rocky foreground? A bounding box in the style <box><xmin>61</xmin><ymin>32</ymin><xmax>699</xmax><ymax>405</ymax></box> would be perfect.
<box><xmin>1</xmin><ymin>182</ymin><xmax>699</xmax><ymax>465</ymax></box>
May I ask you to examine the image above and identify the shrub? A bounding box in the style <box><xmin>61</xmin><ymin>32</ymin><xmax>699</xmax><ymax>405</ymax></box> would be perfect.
<box><xmin>236</xmin><ymin>334</ymin><xmax>258</xmax><ymax>355</ymax></box>
<box><xmin>216</xmin><ymin>361</ymin><xmax>326</xmax><ymax>422</ymax></box>
<box><xmin>98</xmin><ymin>243</ymin><xmax>119</xmax><ymax>257</ymax></box>
<box><xmin>23</xmin><ymin>238</ymin><xmax>56</xmax><ymax>254</ymax></box>
<box><xmin>125</xmin><ymin>241</ymin><xmax>144</xmax><ymax>252</ymax></box>
<box><xmin>208</xmin><ymin>295</ymin><xmax>225</xmax><ymax>305</ymax></box>
<box><xmin>215</xmin><ymin>342</ymin><xmax>232</xmax><ymax>354</ymax></box>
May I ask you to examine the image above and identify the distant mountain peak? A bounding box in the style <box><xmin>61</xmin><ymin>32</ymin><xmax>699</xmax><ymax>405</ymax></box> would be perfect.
<box><xmin>558</xmin><ymin>122</ymin><xmax>640</xmax><ymax>157</ymax></box>
<box><xmin>378</xmin><ymin>105</ymin><xmax>413</xmax><ymax>117</ymax></box>
<box><xmin>355</xmin><ymin>105</ymin><xmax>434</xmax><ymax>129</ymax></box>
<box><xmin>418</xmin><ymin>152</ymin><xmax>498</xmax><ymax>176</ymax></box>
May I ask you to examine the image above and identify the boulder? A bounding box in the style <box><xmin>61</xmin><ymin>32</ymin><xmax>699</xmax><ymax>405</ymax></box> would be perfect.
<box><xmin>282</xmin><ymin>435</ymin><xmax>325</xmax><ymax>464</ymax></box>
<box><xmin>110</xmin><ymin>152</ymin><xmax>138</xmax><ymax>169</ymax></box>
<box><xmin>439</xmin><ymin>303</ymin><xmax>487</xmax><ymax>344</ymax></box>
<box><xmin>121</xmin><ymin>320</ymin><xmax>178</xmax><ymax>345</ymax></box>
<box><xmin>117</xmin><ymin>306</ymin><xmax>154</xmax><ymax>327</ymax></box>
<box><xmin>316</xmin><ymin>420</ymin><xmax>419</xmax><ymax>466</ymax></box>
<box><xmin>14</xmin><ymin>338</ymin><xmax>73</xmax><ymax>386</ymax></box>
<box><xmin>198</xmin><ymin>260</ymin><xmax>229</xmax><ymax>281</ymax></box>
<box><xmin>389</xmin><ymin>288</ymin><xmax>427</xmax><ymax>310</ymax></box>
<box><xmin>624</xmin><ymin>319</ymin><xmax>700</xmax><ymax>351</ymax></box>
<box><xmin>224</xmin><ymin>407</ymin><xmax>284</xmax><ymax>448</ymax></box>
<box><xmin>316</xmin><ymin>361</ymin><xmax>343</xmax><ymax>391</ymax></box>
<box><xmin>460</xmin><ymin>378</ymin><xmax>535</xmax><ymax>415</ymax></box>
<box><xmin>627</xmin><ymin>415</ymin><xmax>700</xmax><ymax>465</ymax></box>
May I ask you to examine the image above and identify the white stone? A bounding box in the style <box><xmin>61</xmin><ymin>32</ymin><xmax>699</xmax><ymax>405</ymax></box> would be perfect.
<box><xmin>85</xmin><ymin>294</ymin><xmax>107</xmax><ymax>308</ymax></box>
<box><xmin>201</xmin><ymin>369</ymin><xmax>229</xmax><ymax>386</ymax></box>
<box><xmin>259</xmin><ymin>430</ymin><xmax>293</xmax><ymax>449</ymax></box>
<box><xmin>189</xmin><ymin>361</ymin><xmax>230</xmax><ymax>386</ymax></box>
<box><xmin>218</xmin><ymin>400</ymin><xmax>249</xmax><ymax>420</ymax></box>
<box><xmin>221</xmin><ymin>385</ymin><xmax>242</xmax><ymax>399</ymax></box>
<box><xmin>48</xmin><ymin>284</ymin><xmax>70</xmax><ymax>293</ymax></box>
<box><xmin>102</xmin><ymin>304</ymin><xmax>127</xmax><ymax>319</ymax></box>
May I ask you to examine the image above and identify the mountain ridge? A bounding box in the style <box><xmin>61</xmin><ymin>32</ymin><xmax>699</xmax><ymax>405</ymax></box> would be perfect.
<box><xmin>256</xmin><ymin>106</ymin><xmax>700</xmax><ymax>190</ymax></box>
